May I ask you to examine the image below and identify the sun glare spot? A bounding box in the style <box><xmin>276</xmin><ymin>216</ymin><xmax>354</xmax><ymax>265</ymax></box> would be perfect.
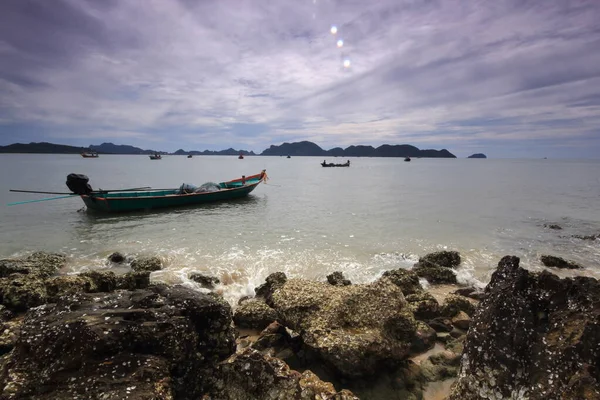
<box><xmin>330</xmin><ymin>26</ymin><xmax>338</xmax><ymax>35</ymax></box>
<box><xmin>343</xmin><ymin>59</ymin><xmax>351</xmax><ymax>68</ymax></box>
<box><xmin>337</xmin><ymin>39</ymin><xmax>344</xmax><ymax>47</ymax></box>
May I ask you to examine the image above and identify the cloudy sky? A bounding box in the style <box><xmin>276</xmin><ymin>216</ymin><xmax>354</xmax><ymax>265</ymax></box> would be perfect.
<box><xmin>1</xmin><ymin>0</ymin><xmax>599</xmax><ymax>157</ymax></box>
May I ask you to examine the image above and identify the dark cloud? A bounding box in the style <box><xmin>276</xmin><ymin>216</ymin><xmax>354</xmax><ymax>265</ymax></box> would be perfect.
<box><xmin>0</xmin><ymin>0</ymin><xmax>599</xmax><ymax>157</ymax></box>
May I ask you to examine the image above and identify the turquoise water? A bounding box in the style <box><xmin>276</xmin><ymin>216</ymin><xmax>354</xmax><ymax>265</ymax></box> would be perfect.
<box><xmin>1</xmin><ymin>154</ymin><xmax>599</xmax><ymax>304</ymax></box>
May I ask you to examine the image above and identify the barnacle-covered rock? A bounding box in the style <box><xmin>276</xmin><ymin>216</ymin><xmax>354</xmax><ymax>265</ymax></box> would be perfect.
<box><xmin>449</xmin><ymin>255</ymin><xmax>600</xmax><ymax>399</ymax></box>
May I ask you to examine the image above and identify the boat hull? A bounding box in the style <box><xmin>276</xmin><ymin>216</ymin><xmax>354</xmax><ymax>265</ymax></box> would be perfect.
<box><xmin>80</xmin><ymin>171</ymin><xmax>265</xmax><ymax>212</ymax></box>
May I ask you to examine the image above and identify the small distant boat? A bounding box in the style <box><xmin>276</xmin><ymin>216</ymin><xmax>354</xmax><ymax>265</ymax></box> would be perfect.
<box><xmin>238</xmin><ymin>153</ymin><xmax>244</xmax><ymax>159</ymax></box>
<box><xmin>66</xmin><ymin>170</ymin><xmax>267</xmax><ymax>212</ymax></box>
<box><xmin>321</xmin><ymin>160</ymin><xmax>350</xmax><ymax>168</ymax></box>
<box><xmin>187</xmin><ymin>155</ymin><xmax>193</xmax><ymax>158</ymax></box>
<box><xmin>404</xmin><ymin>157</ymin><xmax>411</xmax><ymax>162</ymax></box>
<box><xmin>149</xmin><ymin>154</ymin><xmax>162</xmax><ymax>160</ymax></box>
<box><xmin>287</xmin><ymin>155</ymin><xmax>291</xmax><ymax>159</ymax></box>
<box><xmin>81</xmin><ymin>152</ymin><xmax>99</xmax><ymax>158</ymax></box>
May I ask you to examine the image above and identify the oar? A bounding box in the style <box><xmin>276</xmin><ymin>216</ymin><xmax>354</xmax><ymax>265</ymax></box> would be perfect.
<box><xmin>7</xmin><ymin>195</ymin><xmax>76</xmax><ymax>206</ymax></box>
<box><xmin>9</xmin><ymin>187</ymin><xmax>152</xmax><ymax>195</ymax></box>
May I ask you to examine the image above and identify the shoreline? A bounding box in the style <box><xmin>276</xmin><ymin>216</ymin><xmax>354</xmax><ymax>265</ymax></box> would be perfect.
<box><xmin>0</xmin><ymin>250</ymin><xmax>598</xmax><ymax>399</ymax></box>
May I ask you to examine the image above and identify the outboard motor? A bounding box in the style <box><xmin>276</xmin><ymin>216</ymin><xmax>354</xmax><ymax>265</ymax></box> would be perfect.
<box><xmin>66</xmin><ymin>173</ymin><xmax>93</xmax><ymax>195</ymax></box>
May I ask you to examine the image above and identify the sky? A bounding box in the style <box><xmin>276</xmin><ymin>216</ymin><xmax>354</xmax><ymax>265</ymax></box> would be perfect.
<box><xmin>1</xmin><ymin>0</ymin><xmax>600</xmax><ymax>158</ymax></box>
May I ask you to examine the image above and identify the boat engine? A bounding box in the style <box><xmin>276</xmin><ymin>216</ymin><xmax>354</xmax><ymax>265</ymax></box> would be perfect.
<box><xmin>66</xmin><ymin>173</ymin><xmax>93</xmax><ymax>195</ymax></box>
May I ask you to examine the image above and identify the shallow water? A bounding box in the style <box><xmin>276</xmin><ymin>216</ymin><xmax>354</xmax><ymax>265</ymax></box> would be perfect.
<box><xmin>1</xmin><ymin>154</ymin><xmax>599</xmax><ymax>304</ymax></box>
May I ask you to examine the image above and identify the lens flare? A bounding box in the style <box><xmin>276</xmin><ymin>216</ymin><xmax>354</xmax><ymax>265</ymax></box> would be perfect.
<box><xmin>343</xmin><ymin>59</ymin><xmax>351</xmax><ymax>68</ymax></box>
<box><xmin>330</xmin><ymin>26</ymin><xmax>337</xmax><ymax>35</ymax></box>
<box><xmin>337</xmin><ymin>39</ymin><xmax>344</xmax><ymax>47</ymax></box>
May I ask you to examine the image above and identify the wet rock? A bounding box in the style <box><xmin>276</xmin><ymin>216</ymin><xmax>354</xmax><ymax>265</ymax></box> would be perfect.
<box><xmin>130</xmin><ymin>256</ymin><xmax>163</xmax><ymax>272</ymax></box>
<box><xmin>189</xmin><ymin>272</ymin><xmax>220</xmax><ymax>289</ymax></box>
<box><xmin>540</xmin><ymin>254</ymin><xmax>582</xmax><ymax>269</ymax></box>
<box><xmin>420</xmin><ymin>351</ymin><xmax>461</xmax><ymax>383</ymax></box>
<box><xmin>441</xmin><ymin>294</ymin><xmax>476</xmax><ymax>317</ymax></box>
<box><xmin>0</xmin><ymin>305</ymin><xmax>13</xmax><ymax>322</ymax></box>
<box><xmin>0</xmin><ymin>275</ymin><xmax>48</xmax><ymax>312</ymax></box>
<box><xmin>252</xmin><ymin>321</ymin><xmax>290</xmax><ymax>352</ymax></box>
<box><xmin>233</xmin><ymin>299</ymin><xmax>278</xmax><ymax>330</ymax></box>
<box><xmin>45</xmin><ymin>275</ymin><xmax>93</xmax><ymax>301</ymax></box>
<box><xmin>255</xmin><ymin>272</ymin><xmax>287</xmax><ymax>302</ymax></box>
<box><xmin>327</xmin><ymin>271</ymin><xmax>351</xmax><ymax>286</ymax></box>
<box><xmin>449</xmin><ymin>255</ymin><xmax>600</xmax><ymax>400</ymax></box>
<box><xmin>115</xmin><ymin>270</ymin><xmax>151</xmax><ymax>290</ymax></box>
<box><xmin>0</xmin><ymin>285</ymin><xmax>235</xmax><ymax>399</ymax></box>
<box><xmin>211</xmin><ymin>348</ymin><xmax>358</xmax><ymax>399</ymax></box>
<box><xmin>107</xmin><ymin>251</ymin><xmax>125</xmax><ymax>263</ymax></box>
<box><xmin>382</xmin><ymin>268</ymin><xmax>423</xmax><ymax>295</ymax></box>
<box><xmin>453</xmin><ymin>287</ymin><xmax>485</xmax><ymax>301</ymax></box>
<box><xmin>411</xmin><ymin>321</ymin><xmax>437</xmax><ymax>353</ymax></box>
<box><xmin>451</xmin><ymin>311</ymin><xmax>471</xmax><ymax>330</ymax></box>
<box><xmin>544</xmin><ymin>224</ymin><xmax>562</xmax><ymax>230</ymax></box>
<box><xmin>79</xmin><ymin>270</ymin><xmax>118</xmax><ymax>292</ymax></box>
<box><xmin>413</xmin><ymin>261</ymin><xmax>457</xmax><ymax>284</ymax></box>
<box><xmin>572</xmin><ymin>234</ymin><xmax>600</xmax><ymax>241</ymax></box>
<box><xmin>427</xmin><ymin>317</ymin><xmax>453</xmax><ymax>333</ymax></box>
<box><xmin>0</xmin><ymin>316</ymin><xmax>23</xmax><ymax>355</ymax></box>
<box><xmin>269</xmin><ymin>277</ymin><xmax>416</xmax><ymax>378</ymax></box>
<box><xmin>419</xmin><ymin>251</ymin><xmax>461</xmax><ymax>269</ymax></box>
<box><xmin>0</xmin><ymin>252</ymin><xmax>65</xmax><ymax>278</ymax></box>
<box><xmin>406</xmin><ymin>292</ymin><xmax>441</xmax><ymax>320</ymax></box>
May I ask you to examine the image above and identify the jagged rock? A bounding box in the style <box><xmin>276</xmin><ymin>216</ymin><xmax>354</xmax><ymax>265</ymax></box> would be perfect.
<box><xmin>251</xmin><ymin>321</ymin><xmax>290</xmax><ymax>352</ymax></box>
<box><xmin>0</xmin><ymin>285</ymin><xmax>235</xmax><ymax>399</ymax></box>
<box><xmin>382</xmin><ymin>268</ymin><xmax>423</xmax><ymax>295</ymax></box>
<box><xmin>540</xmin><ymin>255</ymin><xmax>582</xmax><ymax>269</ymax></box>
<box><xmin>130</xmin><ymin>256</ymin><xmax>163</xmax><ymax>272</ymax></box>
<box><xmin>107</xmin><ymin>252</ymin><xmax>125</xmax><ymax>263</ymax></box>
<box><xmin>413</xmin><ymin>261</ymin><xmax>457</xmax><ymax>284</ymax></box>
<box><xmin>269</xmin><ymin>278</ymin><xmax>416</xmax><ymax>377</ymax></box>
<box><xmin>411</xmin><ymin>321</ymin><xmax>437</xmax><ymax>353</ymax></box>
<box><xmin>233</xmin><ymin>299</ymin><xmax>278</xmax><ymax>330</ymax></box>
<box><xmin>327</xmin><ymin>271</ymin><xmax>351</xmax><ymax>286</ymax></box>
<box><xmin>544</xmin><ymin>224</ymin><xmax>562</xmax><ymax>230</ymax></box>
<box><xmin>441</xmin><ymin>294</ymin><xmax>476</xmax><ymax>317</ymax></box>
<box><xmin>451</xmin><ymin>311</ymin><xmax>470</xmax><ymax>330</ymax></box>
<box><xmin>255</xmin><ymin>272</ymin><xmax>287</xmax><ymax>301</ymax></box>
<box><xmin>406</xmin><ymin>292</ymin><xmax>441</xmax><ymax>320</ymax></box>
<box><xmin>0</xmin><ymin>252</ymin><xmax>65</xmax><ymax>278</ymax></box>
<box><xmin>449</xmin><ymin>255</ymin><xmax>600</xmax><ymax>400</ymax></box>
<box><xmin>211</xmin><ymin>348</ymin><xmax>358</xmax><ymax>399</ymax></box>
<box><xmin>189</xmin><ymin>272</ymin><xmax>220</xmax><ymax>289</ymax></box>
<box><xmin>419</xmin><ymin>251</ymin><xmax>461</xmax><ymax>269</ymax></box>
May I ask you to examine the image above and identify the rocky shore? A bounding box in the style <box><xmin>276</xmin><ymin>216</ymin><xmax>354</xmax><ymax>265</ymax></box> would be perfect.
<box><xmin>0</xmin><ymin>250</ymin><xmax>598</xmax><ymax>399</ymax></box>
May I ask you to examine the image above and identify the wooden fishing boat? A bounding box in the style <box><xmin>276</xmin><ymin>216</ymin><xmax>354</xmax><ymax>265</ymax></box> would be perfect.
<box><xmin>149</xmin><ymin>154</ymin><xmax>162</xmax><ymax>160</ymax></box>
<box><xmin>81</xmin><ymin>152</ymin><xmax>99</xmax><ymax>158</ymax></box>
<box><xmin>238</xmin><ymin>153</ymin><xmax>244</xmax><ymax>159</ymax></box>
<box><xmin>75</xmin><ymin>170</ymin><xmax>267</xmax><ymax>212</ymax></box>
<box><xmin>321</xmin><ymin>160</ymin><xmax>350</xmax><ymax>167</ymax></box>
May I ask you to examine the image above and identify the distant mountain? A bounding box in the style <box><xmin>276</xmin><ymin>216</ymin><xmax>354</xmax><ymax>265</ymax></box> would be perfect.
<box><xmin>0</xmin><ymin>142</ymin><xmax>91</xmax><ymax>154</ymax></box>
<box><xmin>260</xmin><ymin>141</ymin><xmax>456</xmax><ymax>158</ymax></box>
<box><xmin>174</xmin><ymin>148</ymin><xmax>255</xmax><ymax>156</ymax></box>
<box><xmin>467</xmin><ymin>153</ymin><xmax>487</xmax><ymax>159</ymax></box>
<box><xmin>261</xmin><ymin>141</ymin><xmax>326</xmax><ymax>156</ymax></box>
<box><xmin>89</xmin><ymin>142</ymin><xmax>158</xmax><ymax>155</ymax></box>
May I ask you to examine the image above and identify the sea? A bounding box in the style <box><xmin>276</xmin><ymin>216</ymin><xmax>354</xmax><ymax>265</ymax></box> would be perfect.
<box><xmin>1</xmin><ymin>154</ymin><xmax>599</xmax><ymax>305</ymax></box>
